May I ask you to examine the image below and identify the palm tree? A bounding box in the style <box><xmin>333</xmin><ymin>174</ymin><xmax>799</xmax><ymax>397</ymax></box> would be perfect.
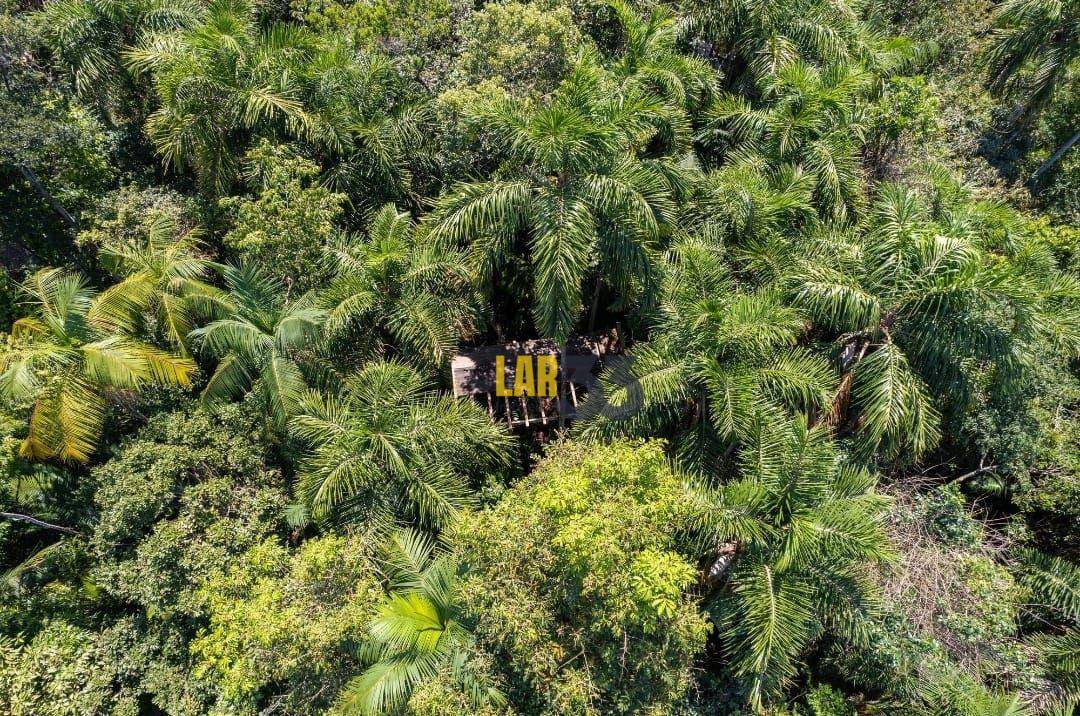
<box><xmin>699</xmin><ymin>60</ymin><xmax>868</xmax><ymax>222</ymax></box>
<box><xmin>923</xmin><ymin>688</ymin><xmax>1036</xmax><ymax>716</ymax></box>
<box><xmin>336</xmin><ymin>530</ymin><xmax>505</xmax><ymax>715</ymax></box>
<box><xmin>125</xmin><ymin>0</ymin><xmax>323</xmax><ymax>193</ymax></box>
<box><xmin>1</xmin><ymin>459</ymin><xmax>79</xmax><ymax>592</ymax></box>
<box><xmin>607</xmin><ymin>0</ymin><xmax>717</xmax><ymax>154</ymax></box>
<box><xmin>579</xmin><ymin>235</ymin><xmax>835</xmax><ymax>475</ymax></box>
<box><xmin>125</xmin><ymin>0</ymin><xmax>425</xmax><ymax>198</ymax></box>
<box><xmin>679</xmin><ymin>160</ymin><xmax>817</xmax><ymax>264</ymax></box>
<box><xmin>427</xmin><ymin>57</ymin><xmax>685</xmax><ymax>341</ymax></box>
<box><xmin>916</xmin><ymin>660</ymin><xmax>1038</xmax><ymax>716</ymax></box>
<box><xmin>1015</xmin><ymin>550</ymin><xmax>1079</xmax><ymax>707</ymax></box>
<box><xmin>306</xmin><ymin>48</ymin><xmax>431</xmax><ymax>208</ymax></box>
<box><xmin>319</xmin><ymin>204</ymin><xmax>481</xmax><ymax>369</ymax></box>
<box><xmin>1028</xmin><ymin>629</ymin><xmax>1080</xmax><ymax>708</ymax></box>
<box><xmin>289</xmin><ymin>362</ymin><xmax>512</xmax><ymax>529</ymax></box>
<box><xmin>188</xmin><ymin>264</ymin><xmax>325</xmax><ymax>427</ymax></box>
<box><xmin>41</xmin><ymin>0</ymin><xmax>202</xmax><ymax>117</ymax></box>
<box><xmin>0</xmin><ymin>268</ymin><xmax>194</xmax><ymax>462</ymax></box>
<box><xmin>695</xmin><ymin>415</ymin><xmax>892</xmax><ymax>710</ymax></box>
<box><xmin>89</xmin><ymin>212</ymin><xmax>227</xmax><ymax>356</ymax></box>
<box><xmin>610</xmin><ymin>0</ymin><xmax>716</xmax><ymax>108</ymax></box>
<box><xmin>986</xmin><ymin>0</ymin><xmax>1079</xmax><ymax>146</ymax></box>
<box><xmin>678</xmin><ymin>0</ymin><xmax>863</xmax><ymax>88</ymax></box>
<box><xmin>789</xmin><ymin>181</ymin><xmax>1079</xmax><ymax>459</ymax></box>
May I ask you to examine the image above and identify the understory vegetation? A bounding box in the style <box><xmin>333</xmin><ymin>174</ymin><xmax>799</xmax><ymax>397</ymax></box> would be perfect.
<box><xmin>1</xmin><ymin>0</ymin><xmax>1078</xmax><ymax>713</ymax></box>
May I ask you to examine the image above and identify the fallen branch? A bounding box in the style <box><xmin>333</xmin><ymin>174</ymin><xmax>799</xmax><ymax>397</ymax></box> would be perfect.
<box><xmin>0</xmin><ymin>511</ymin><xmax>82</xmax><ymax>536</ymax></box>
<box><xmin>16</xmin><ymin>164</ymin><xmax>77</xmax><ymax>230</ymax></box>
<box><xmin>947</xmin><ymin>465</ymin><xmax>998</xmax><ymax>484</ymax></box>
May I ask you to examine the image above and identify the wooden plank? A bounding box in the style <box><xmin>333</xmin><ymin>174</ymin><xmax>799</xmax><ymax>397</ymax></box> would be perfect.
<box><xmin>451</xmin><ymin>354</ymin><xmax>480</xmax><ymax>396</ymax></box>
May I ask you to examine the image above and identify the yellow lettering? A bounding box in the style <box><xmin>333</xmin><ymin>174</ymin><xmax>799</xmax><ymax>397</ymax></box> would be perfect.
<box><xmin>536</xmin><ymin>354</ymin><xmax>558</xmax><ymax>396</ymax></box>
<box><xmin>495</xmin><ymin>355</ymin><xmax>512</xmax><ymax>396</ymax></box>
<box><xmin>513</xmin><ymin>355</ymin><xmax>535</xmax><ymax>396</ymax></box>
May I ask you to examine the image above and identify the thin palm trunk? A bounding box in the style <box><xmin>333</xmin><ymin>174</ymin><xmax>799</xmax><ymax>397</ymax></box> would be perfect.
<box><xmin>1031</xmin><ymin>127</ymin><xmax>1080</xmax><ymax>185</ymax></box>
<box><xmin>821</xmin><ymin>339</ymin><xmax>870</xmax><ymax>428</ymax></box>
<box><xmin>588</xmin><ymin>275</ymin><xmax>603</xmax><ymax>333</ymax></box>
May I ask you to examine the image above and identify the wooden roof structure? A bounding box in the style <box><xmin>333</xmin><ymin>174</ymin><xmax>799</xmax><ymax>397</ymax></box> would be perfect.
<box><xmin>451</xmin><ymin>330</ymin><xmax>622</xmax><ymax>429</ymax></box>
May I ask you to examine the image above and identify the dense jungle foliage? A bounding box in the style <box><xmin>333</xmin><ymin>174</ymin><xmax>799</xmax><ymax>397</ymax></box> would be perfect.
<box><xmin>1</xmin><ymin>0</ymin><xmax>1078</xmax><ymax>713</ymax></box>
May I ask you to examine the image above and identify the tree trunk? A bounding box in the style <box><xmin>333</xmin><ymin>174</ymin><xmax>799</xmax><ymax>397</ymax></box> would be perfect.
<box><xmin>819</xmin><ymin>338</ymin><xmax>870</xmax><ymax>428</ymax></box>
<box><xmin>1031</xmin><ymin>128</ymin><xmax>1080</xmax><ymax>185</ymax></box>
<box><xmin>16</xmin><ymin>164</ymin><xmax>77</xmax><ymax>230</ymax></box>
<box><xmin>587</xmin><ymin>275</ymin><xmax>603</xmax><ymax>333</ymax></box>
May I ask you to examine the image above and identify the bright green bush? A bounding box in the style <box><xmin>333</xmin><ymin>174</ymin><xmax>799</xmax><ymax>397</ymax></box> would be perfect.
<box><xmin>450</xmin><ymin>2</ymin><xmax>583</xmax><ymax>96</ymax></box>
<box><xmin>220</xmin><ymin>142</ymin><xmax>347</xmax><ymax>293</ymax></box>
<box><xmin>191</xmin><ymin>535</ymin><xmax>381</xmax><ymax>713</ymax></box>
<box><xmin>454</xmin><ymin>439</ymin><xmax>709</xmax><ymax>715</ymax></box>
<box><xmin>805</xmin><ymin>683</ymin><xmax>855</xmax><ymax>716</ymax></box>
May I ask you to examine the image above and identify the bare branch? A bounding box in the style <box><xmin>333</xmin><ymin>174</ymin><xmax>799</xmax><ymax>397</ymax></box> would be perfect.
<box><xmin>0</xmin><ymin>511</ymin><xmax>82</xmax><ymax>537</ymax></box>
